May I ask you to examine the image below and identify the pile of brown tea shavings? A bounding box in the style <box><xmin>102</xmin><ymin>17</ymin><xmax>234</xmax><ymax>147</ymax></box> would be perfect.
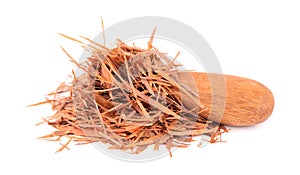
<box><xmin>32</xmin><ymin>32</ymin><xmax>228</xmax><ymax>156</ymax></box>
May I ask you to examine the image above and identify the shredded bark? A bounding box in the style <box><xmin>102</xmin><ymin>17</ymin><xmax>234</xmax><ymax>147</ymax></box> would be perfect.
<box><xmin>31</xmin><ymin>31</ymin><xmax>228</xmax><ymax>155</ymax></box>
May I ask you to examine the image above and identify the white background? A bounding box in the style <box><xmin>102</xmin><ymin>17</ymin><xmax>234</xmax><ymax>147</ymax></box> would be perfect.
<box><xmin>1</xmin><ymin>0</ymin><xmax>299</xmax><ymax>174</ymax></box>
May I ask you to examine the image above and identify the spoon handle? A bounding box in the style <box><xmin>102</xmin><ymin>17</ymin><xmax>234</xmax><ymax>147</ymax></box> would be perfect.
<box><xmin>178</xmin><ymin>72</ymin><xmax>274</xmax><ymax>126</ymax></box>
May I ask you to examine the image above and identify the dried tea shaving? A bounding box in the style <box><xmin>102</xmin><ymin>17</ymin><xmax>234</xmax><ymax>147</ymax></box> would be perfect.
<box><xmin>32</xmin><ymin>32</ymin><xmax>228</xmax><ymax>156</ymax></box>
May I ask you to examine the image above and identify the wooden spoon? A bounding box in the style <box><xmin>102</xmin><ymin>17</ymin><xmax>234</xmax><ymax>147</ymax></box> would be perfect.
<box><xmin>177</xmin><ymin>72</ymin><xmax>274</xmax><ymax>126</ymax></box>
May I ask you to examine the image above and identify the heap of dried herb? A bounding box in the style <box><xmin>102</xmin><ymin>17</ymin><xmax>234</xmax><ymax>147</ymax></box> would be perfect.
<box><xmin>32</xmin><ymin>31</ymin><xmax>227</xmax><ymax>156</ymax></box>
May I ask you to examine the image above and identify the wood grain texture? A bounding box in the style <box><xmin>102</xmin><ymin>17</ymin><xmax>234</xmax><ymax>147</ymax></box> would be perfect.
<box><xmin>178</xmin><ymin>72</ymin><xmax>274</xmax><ymax>126</ymax></box>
